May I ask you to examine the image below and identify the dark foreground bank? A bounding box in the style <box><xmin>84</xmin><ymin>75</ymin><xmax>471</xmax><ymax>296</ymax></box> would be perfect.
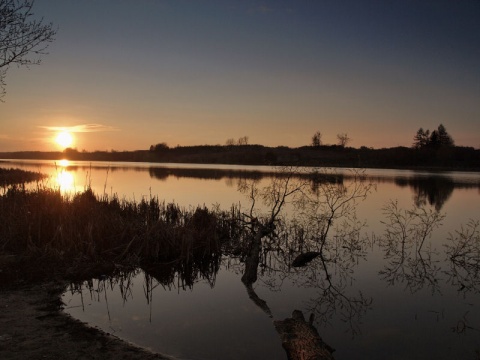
<box><xmin>0</xmin><ymin>273</ymin><xmax>168</xmax><ymax>360</ymax></box>
<box><xmin>0</xmin><ymin>168</ymin><xmax>239</xmax><ymax>359</ymax></box>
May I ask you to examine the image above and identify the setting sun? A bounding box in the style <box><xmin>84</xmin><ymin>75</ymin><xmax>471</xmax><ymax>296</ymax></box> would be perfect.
<box><xmin>55</xmin><ymin>131</ymin><xmax>74</xmax><ymax>148</ymax></box>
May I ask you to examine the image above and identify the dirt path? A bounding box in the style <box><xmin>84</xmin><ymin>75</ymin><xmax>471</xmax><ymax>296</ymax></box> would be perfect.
<box><xmin>0</xmin><ymin>281</ymin><xmax>169</xmax><ymax>360</ymax></box>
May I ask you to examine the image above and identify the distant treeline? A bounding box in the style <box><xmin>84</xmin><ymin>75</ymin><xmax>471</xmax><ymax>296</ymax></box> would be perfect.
<box><xmin>1</xmin><ymin>144</ymin><xmax>479</xmax><ymax>171</ymax></box>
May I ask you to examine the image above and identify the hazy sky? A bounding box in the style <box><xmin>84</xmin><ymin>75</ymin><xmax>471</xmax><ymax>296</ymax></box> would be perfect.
<box><xmin>1</xmin><ymin>0</ymin><xmax>479</xmax><ymax>151</ymax></box>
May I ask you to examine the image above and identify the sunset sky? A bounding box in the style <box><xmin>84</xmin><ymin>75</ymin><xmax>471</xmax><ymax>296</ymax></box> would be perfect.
<box><xmin>1</xmin><ymin>0</ymin><xmax>479</xmax><ymax>152</ymax></box>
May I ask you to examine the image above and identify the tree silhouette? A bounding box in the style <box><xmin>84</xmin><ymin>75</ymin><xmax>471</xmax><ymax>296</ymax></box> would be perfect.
<box><xmin>0</xmin><ymin>0</ymin><xmax>56</xmax><ymax>99</ymax></box>
<box><xmin>434</xmin><ymin>124</ymin><xmax>454</xmax><ymax>147</ymax></box>
<box><xmin>237</xmin><ymin>136</ymin><xmax>249</xmax><ymax>145</ymax></box>
<box><xmin>337</xmin><ymin>133</ymin><xmax>351</xmax><ymax>147</ymax></box>
<box><xmin>412</xmin><ymin>124</ymin><xmax>454</xmax><ymax>149</ymax></box>
<box><xmin>149</xmin><ymin>142</ymin><xmax>169</xmax><ymax>152</ymax></box>
<box><xmin>413</xmin><ymin>128</ymin><xmax>430</xmax><ymax>149</ymax></box>
<box><xmin>311</xmin><ymin>131</ymin><xmax>322</xmax><ymax>147</ymax></box>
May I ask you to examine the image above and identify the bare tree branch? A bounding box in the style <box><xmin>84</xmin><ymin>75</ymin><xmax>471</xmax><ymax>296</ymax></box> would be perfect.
<box><xmin>0</xmin><ymin>0</ymin><xmax>56</xmax><ymax>99</ymax></box>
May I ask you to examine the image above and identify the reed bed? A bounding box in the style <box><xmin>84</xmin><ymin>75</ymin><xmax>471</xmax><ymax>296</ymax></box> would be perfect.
<box><xmin>0</xmin><ymin>167</ymin><xmax>46</xmax><ymax>187</ymax></box>
<box><xmin>0</xmin><ymin>183</ymin><xmax>245</xmax><ymax>279</ymax></box>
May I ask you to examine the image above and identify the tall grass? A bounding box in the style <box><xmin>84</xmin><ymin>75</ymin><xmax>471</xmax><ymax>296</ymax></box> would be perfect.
<box><xmin>0</xmin><ymin>184</ymin><xmax>244</xmax><ymax>274</ymax></box>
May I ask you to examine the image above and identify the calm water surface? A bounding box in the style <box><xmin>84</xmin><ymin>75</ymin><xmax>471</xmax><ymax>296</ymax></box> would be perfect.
<box><xmin>2</xmin><ymin>159</ymin><xmax>480</xmax><ymax>359</ymax></box>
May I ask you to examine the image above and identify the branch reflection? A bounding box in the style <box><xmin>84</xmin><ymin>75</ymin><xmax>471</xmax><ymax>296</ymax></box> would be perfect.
<box><xmin>236</xmin><ymin>167</ymin><xmax>374</xmax><ymax>345</ymax></box>
<box><xmin>62</xmin><ymin>166</ymin><xmax>480</xmax><ymax>359</ymax></box>
<box><xmin>378</xmin><ymin>200</ymin><xmax>445</xmax><ymax>294</ymax></box>
<box><xmin>444</xmin><ymin>220</ymin><xmax>480</xmax><ymax>293</ymax></box>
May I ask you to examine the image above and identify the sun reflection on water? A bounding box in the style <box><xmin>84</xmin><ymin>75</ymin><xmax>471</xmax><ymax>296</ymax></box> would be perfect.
<box><xmin>55</xmin><ymin>160</ymin><xmax>76</xmax><ymax>193</ymax></box>
<box><xmin>58</xmin><ymin>159</ymin><xmax>70</xmax><ymax>167</ymax></box>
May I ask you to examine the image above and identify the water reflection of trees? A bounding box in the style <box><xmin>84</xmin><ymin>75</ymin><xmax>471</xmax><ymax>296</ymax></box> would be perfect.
<box><xmin>444</xmin><ymin>220</ymin><xmax>480</xmax><ymax>293</ymax></box>
<box><xmin>35</xmin><ymin>162</ymin><xmax>480</xmax><ymax>212</ymax></box>
<box><xmin>234</xmin><ymin>167</ymin><xmax>375</xmax><ymax>339</ymax></box>
<box><xmin>378</xmin><ymin>200</ymin><xmax>445</xmax><ymax>294</ymax></box>
<box><xmin>149</xmin><ymin>167</ymin><xmax>266</xmax><ymax>182</ymax></box>
<box><xmin>256</xmin><ymin>217</ymin><xmax>373</xmax><ymax>335</ymax></box>
<box><xmin>148</xmin><ymin>165</ymin><xmax>345</xmax><ymax>187</ymax></box>
<box><xmin>63</xmin><ymin>166</ymin><xmax>480</xmax><ymax>359</ymax></box>
<box><xmin>394</xmin><ymin>175</ymin><xmax>455</xmax><ymax>211</ymax></box>
<box><xmin>375</xmin><ymin>200</ymin><xmax>480</xmax><ymax>299</ymax></box>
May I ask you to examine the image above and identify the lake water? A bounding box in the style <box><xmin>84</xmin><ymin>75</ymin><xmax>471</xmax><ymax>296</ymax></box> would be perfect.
<box><xmin>2</xmin><ymin>159</ymin><xmax>480</xmax><ymax>359</ymax></box>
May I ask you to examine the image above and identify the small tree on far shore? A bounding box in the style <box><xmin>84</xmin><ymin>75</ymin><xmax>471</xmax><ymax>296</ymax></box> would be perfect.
<box><xmin>226</xmin><ymin>136</ymin><xmax>249</xmax><ymax>146</ymax></box>
<box><xmin>150</xmin><ymin>142</ymin><xmax>169</xmax><ymax>152</ymax></box>
<box><xmin>337</xmin><ymin>133</ymin><xmax>351</xmax><ymax>148</ymax></box>
<box><xmin>238</xmin><ymin>136</ymin><xmax>249</xmax><ymax>145</ymax></box>
<box><xmin>311</xmin><ymin>131</ymin><xmax>322</xmax><ymax>147</ymax></box>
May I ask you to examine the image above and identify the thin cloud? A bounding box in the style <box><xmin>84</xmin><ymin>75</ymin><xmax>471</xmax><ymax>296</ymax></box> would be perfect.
<box><xmin>248</xmin><ymin>4</ymin><xmax>274</xmax><ymax>14</ymax></box>
<box><xmin>247</xmin><ymin>4</ymin><xmax>294</xmax><ymax>15</ymax></box>
<box><xmin>39</xmin><ymin>124</ymin><xmax>119</xmax><ymax>133</ymax></box>
<box><xmin>256</xmin><ymin>5</ymin><xmax>274</xmax><ymax>13</ymax></box>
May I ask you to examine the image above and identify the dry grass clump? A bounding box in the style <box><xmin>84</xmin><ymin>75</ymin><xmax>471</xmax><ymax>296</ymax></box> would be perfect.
<box><xmin>0</xmin><ymin>184</ymin><xmax>243</xmax><ymax>278</ymax></box>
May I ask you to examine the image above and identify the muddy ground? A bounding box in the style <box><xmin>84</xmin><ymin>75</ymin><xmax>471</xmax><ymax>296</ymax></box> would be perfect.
<box><xmin>0</xmin><ymin>256</ymin><xmax>169</xmax><ymax>360</ymax></box>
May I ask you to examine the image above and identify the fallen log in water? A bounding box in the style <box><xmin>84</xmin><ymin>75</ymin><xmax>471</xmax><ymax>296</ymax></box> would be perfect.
<box><xmin>292</xmin><ymin>252</ymin><xmax>321</xmax><ymax>267</ymax></box>
<box><xmin>274</xmin><ymin>310</ymin><xmax>335</xmax><ymax>360</ymax></box>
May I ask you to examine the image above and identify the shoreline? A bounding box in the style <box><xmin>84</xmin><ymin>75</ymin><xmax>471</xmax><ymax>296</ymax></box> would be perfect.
<box><xmin>0</xmin><ymin>280</ymin><xmax>169</xmax><ymax>360</ymax></box>
<box><xmin>1</xmin><ymin>144</ymin><xmax>479</xmax><ymax>172</ymax></box>
<box><xmin>0</xmin><ymin>254</ymin><xmax>169</xmax><ymax>359</ymax></box>
<box><xmin>2</xmin><ymin>157</ymin><xmax>480</xmax><ymax>174</ymax></box>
